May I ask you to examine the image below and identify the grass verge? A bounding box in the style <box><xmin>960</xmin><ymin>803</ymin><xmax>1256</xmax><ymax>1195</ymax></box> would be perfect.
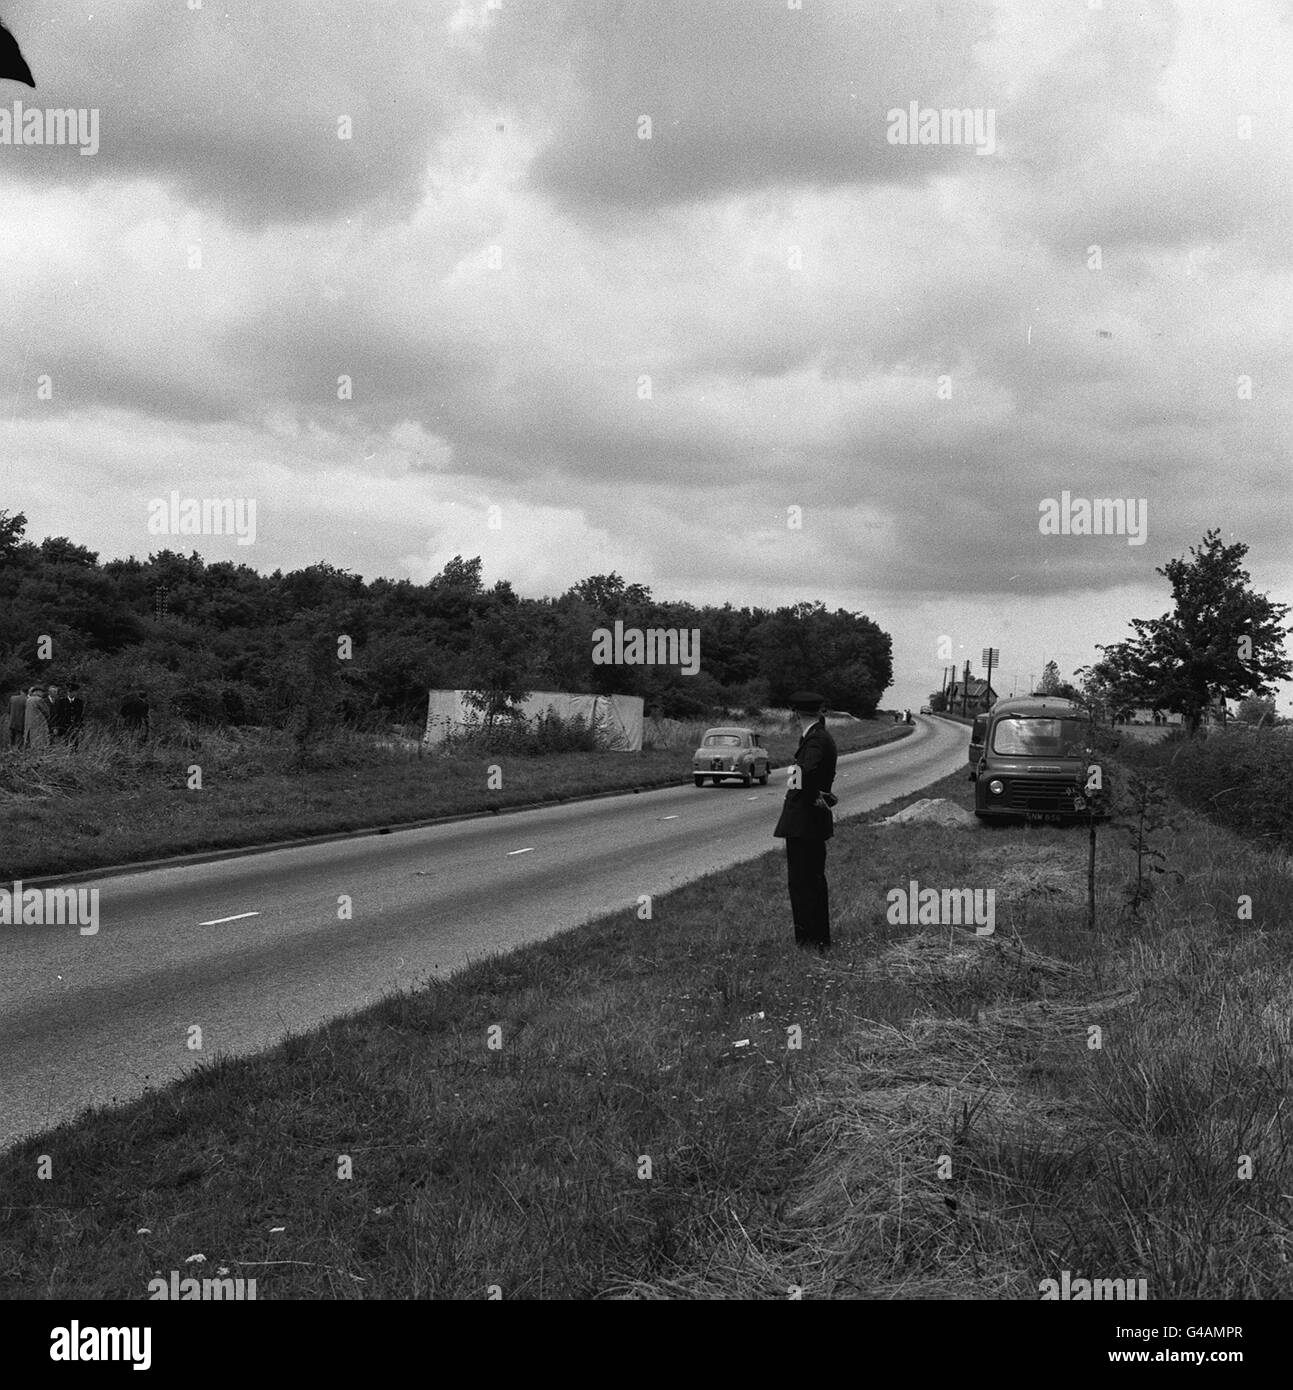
<box><xmin>0</xmin><ymin>718</ymin><xmax>911</xmax><ymax>881</ymax></box>
<box><xmin>5</xmin><ymin>758</ymin><xmax>1286</xmax><ymax>1300</ymax></box>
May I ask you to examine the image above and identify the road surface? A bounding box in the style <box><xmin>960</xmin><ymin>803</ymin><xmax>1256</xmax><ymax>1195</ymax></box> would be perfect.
<box><xmin>0</xmin><ymin>715</ymin><xmax>965</xmax><ymax>1150</ymax></box>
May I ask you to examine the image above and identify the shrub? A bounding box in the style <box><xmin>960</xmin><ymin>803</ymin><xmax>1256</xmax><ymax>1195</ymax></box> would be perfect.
<box><xmin>438</xmin><ymin>710</ymin><xmax>601</xmax><ymax>758</ymax></box>
<box><xmin>1119</xmin><ymin>728</ymin><xmax>1293</xmax><ymax>852</ymax></box>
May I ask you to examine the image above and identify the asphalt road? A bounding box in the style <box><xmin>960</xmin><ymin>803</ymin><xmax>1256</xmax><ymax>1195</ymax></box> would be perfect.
<box><xmin>0</xmin><ymin>715</ymin><xmax>965</xmax><ymax>1151</ymax></box>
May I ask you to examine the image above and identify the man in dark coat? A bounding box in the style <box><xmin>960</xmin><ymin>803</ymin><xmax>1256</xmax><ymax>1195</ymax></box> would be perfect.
<box><xmin>49</xmin><ymin>684</ymin><xmax>74</xmax><ymax>741</ymax></box>
<box><xmin>66</xmin><ymin>683</ymin><xmax>86</xmax><ymax>746</ymax></box>
<box><xmin>772</xmin><ymin>691</ymin><xmax>839</xmax><ymax>951</ymax></box>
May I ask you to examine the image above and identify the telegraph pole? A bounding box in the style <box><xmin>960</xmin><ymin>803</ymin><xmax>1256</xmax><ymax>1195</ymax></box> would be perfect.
<box><xmin>982</xmin><ymin>647</ymin><xmax>999</xmax><ymax>711</ymax></box>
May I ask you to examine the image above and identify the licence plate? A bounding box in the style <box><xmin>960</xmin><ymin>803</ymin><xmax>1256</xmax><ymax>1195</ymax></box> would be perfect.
<box><xmin>1025</xmin><ymin>811</ymin><xmax>1063</xmax><ymax>823</ymax></box>
<box><xmin>710</xmin><ymin>760</ymin><xmax>723</xmax><ymax>770</ymax></box>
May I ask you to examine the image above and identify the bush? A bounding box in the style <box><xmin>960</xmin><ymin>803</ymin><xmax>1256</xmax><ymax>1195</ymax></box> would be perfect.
<box><xmin>438</xmin><ymin>710</ymin><xmax>601</xmax><ymax>758</ymax></box>
<box><xmin>1119</xmin><ymin>727</ymin><xmax>1293</xmax><ymax>852</ymax></box>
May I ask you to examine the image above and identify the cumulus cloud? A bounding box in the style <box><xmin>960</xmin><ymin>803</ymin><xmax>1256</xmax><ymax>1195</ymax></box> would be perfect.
<box><xmin>1</xmin><ymin>0</ymin><xmax>461</xmax><ymax>225</ymax></box>
<box><xmin>482</xmin><ymin>0</ymin><xmax>998</xmax><ymax>211</ymax></box>
<box><xmin>2</xmin><ymin>0</ymin><xmax>1291</xmax><ymax>706</ymax></box>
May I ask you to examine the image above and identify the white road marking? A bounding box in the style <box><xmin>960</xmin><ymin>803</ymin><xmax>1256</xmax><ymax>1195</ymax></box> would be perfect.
<box><xmin>507</xmin><ymin>847</ymin><xmax>534</xmax><ymax>856</ymax></box>
<box><xmin>657</xmin><ymin>814</ymin><xmax>679</xmax><ymax>820</ymax></box>
<box><xmin>198</xmin><ymin>911</ymin><xmax>260</xmax><ymax>925</ymax></box>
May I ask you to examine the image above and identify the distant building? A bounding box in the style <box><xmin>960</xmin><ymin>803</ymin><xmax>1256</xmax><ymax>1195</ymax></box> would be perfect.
<box><xmin>944</xmin><ymin>678</ymin><xmax>997</xmax><ymax>712</ymax></box>
<box><xmin>1115</xmin><ymin>698</ymin><xmax>1227</xmax><ymax>726</ymax></box>
<box><xmin>1118</xmin><ymin>708</ymin><xmax>1183</xmax><ymax>725</ymax></box>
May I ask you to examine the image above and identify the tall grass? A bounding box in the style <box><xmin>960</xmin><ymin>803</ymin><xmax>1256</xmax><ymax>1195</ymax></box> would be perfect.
<box><xmin>4</xmin><ymin>762</ymin><xmax>1289</xmax><ymax>1298</ymax></box>
<box><xmin>1117</xmin><ymin>725</ymin><xmax>1293</xmax><ymax>852</ymax></box>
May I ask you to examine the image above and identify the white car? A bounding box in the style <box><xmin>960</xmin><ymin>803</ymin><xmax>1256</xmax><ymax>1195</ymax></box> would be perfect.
<box><xmin>692</xmin><ymin>727</ymin><xmax>771</xmax><ymax>787</ymax></box>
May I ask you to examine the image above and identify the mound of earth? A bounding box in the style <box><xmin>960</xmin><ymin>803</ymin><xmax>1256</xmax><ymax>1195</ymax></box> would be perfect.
<box><xmin>876</xmin><ymin>797</ymin><xmax>979</xmax><ymax>828</ymax></box>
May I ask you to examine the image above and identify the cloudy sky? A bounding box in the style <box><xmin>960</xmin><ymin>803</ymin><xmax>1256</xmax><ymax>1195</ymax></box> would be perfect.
<box><xmin>3</xmin><ymin>0</ymin><xmax>1290</xmax><ymax>711</ymax></box>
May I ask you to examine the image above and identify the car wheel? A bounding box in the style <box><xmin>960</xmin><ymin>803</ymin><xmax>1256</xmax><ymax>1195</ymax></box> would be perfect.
<box><xmin>712</xmin><ymin>776</ymin><xmax>724</xmax><ymax>786</ymax></box>
<box><xmin>741</xmin><ymin>771</ymin><xmax>752</xmax><ymax>787</ymax></box>
<box><xmin>758</xmin><ymin>768</ymin><xmax>769</xmax><ymax>785</ymax></box>
<box><xmin>694</xmin><ymin>776</ymin><xmax>704</xmax><ymax>787</ymax></box>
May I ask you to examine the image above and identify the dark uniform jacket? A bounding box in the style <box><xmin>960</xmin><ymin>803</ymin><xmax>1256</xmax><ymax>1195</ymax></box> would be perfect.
<box><xmin>772</xmin><ymin>718</ymin><xmax>838</xmax><ymax>840</ymax></box>
<box><xmin>50</xmin><ymin>695</ymin><xmax>74</xmax><ymax>737</ymax></box>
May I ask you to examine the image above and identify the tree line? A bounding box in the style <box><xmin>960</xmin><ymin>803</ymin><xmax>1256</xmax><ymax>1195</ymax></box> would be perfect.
<box><xmin>0</xmin><ymin>511</ymin><xmax>894</xmax><ymax>732</ymax></box>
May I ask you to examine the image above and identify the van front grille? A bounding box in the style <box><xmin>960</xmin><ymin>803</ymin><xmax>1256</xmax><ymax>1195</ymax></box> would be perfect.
<box><xmin>1005</xmin><ymin>778</ymin><xmax>1080</xmax><ymax>810</ymax></box>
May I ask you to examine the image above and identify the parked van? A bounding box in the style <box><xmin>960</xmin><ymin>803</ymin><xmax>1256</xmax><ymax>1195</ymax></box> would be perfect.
<box><xmin>973</xmin><ymin>696</ymin><xmax>1098</xmax><ymax>824</ymax></box>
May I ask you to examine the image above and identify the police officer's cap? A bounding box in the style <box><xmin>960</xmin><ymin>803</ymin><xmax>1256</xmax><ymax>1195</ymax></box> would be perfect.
<box><xmin>788</xmin><ymin>691</ymin><xmax>826</xmax><ymax>712</ymax></box>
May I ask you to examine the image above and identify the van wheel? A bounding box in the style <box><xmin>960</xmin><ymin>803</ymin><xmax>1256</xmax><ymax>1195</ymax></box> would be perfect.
<box><xmin>694</xmin><ymin>776</ymin><xmax>705</xmax><ymax>787</ymax></box>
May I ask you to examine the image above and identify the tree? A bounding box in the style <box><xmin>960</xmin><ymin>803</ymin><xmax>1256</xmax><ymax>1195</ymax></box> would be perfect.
<box><xmin>0</xmin><ymin>509</ymin><xmax>27</xmax><ymax>559</ymax></box>
<box><xmin>568</xmin><ymin>573</ymin><xmax>653</xmax><ymax>616</ymax></box>
<box><xmin>1094</xmin><ymin>530</ymin><xmax>1291</xmax><ymax>737</ymax></box>
<box><xmin>1236</xmin><ymin>696</ymin><xmax>1277</xmax><ymax>727</ymax></box>
<box><xmin>751</xmin><ymin>602</ymin><xmax>892</xmax><ymax>714</ymax></box>
<box><xmin>461</xmin><ymin>599</ymin><xmax>533</xmax><ymax>731</ymax></box>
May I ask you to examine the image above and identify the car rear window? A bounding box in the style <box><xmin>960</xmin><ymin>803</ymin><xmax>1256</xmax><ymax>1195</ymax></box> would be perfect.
<box><xmin>991</xmin><ymin>717</ymin><xmax>1088</xmax><ymax>756</ymax></box>
<box><xmin>703</xmin><ymin>734</ymin><xmax>743</xmax><ymax>747</ymax></box>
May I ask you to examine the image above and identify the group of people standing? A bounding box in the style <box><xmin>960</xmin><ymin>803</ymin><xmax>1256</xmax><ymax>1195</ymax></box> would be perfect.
<box><xmin>8</xmin><ymin>685</ymin><xmax>154</xmax><ymax>749</ymax></box>
<box><xmin>8</xmin><ymin>683</ymin><xmax>86</xmax><ymax>749</ymax></box>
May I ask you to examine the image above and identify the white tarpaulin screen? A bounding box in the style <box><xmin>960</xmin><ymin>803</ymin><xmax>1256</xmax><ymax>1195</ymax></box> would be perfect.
<box><xmin>424</xmin><ymin>690</ymin><xmax>644</xmax><ymax>751</ymax></box>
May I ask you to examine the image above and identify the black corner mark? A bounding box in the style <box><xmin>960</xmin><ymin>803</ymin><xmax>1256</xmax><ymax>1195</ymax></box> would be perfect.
<box><xmin>1</xmin><ymin>16</ymin><xmax>34</xmax><ymax>86</ymax></box>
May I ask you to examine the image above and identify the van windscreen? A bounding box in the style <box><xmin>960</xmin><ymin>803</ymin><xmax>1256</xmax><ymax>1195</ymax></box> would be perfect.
<box><xmin>991</xmin><ymin>717</ymin><xmax>1088</xmax><ymax>756</ymax></box>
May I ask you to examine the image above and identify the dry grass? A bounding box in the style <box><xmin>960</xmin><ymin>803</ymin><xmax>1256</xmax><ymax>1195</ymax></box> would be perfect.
<box><xmin>3</xmin><ymin>765</ymin><xmax>1290</xmax><ymax>1300</ymax></box>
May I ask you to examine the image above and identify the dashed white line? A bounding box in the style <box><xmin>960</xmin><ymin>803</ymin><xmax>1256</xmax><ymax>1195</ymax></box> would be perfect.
<box><xmin>198</xmin><ymin>911</ymin><xmax>260</xmax><ymax>925</ymax></box>
<box><xmin>507</xmin><ymin>847</ymin><xmax>535</xmax><ymax>856</ymax></box>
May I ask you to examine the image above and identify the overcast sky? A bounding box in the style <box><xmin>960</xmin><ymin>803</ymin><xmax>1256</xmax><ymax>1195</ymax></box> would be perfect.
<box><xmin>3</xmin><ymin>0</ymin><xmax>1290</xmax><ymax>711</ymax></box>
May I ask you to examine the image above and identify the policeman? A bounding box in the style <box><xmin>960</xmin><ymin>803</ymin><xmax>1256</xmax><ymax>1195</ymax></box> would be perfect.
<box><xmin>772</xmin><ymin>691</ymin><xmax>838</xmax><ymax>951</ymax></box>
